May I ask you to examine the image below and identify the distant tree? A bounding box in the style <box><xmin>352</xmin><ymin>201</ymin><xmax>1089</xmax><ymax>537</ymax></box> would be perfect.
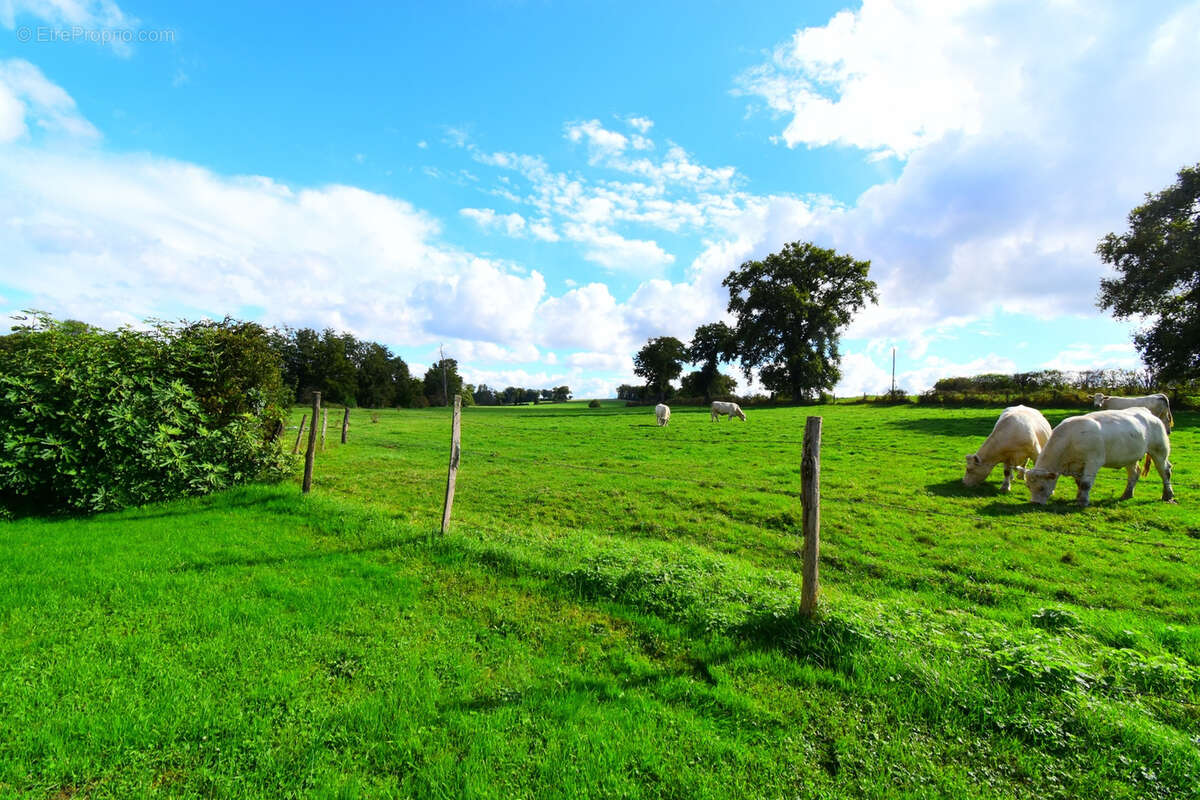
<box><xmin>616</xmin><ymin>384</ymin><xmax>639</xmax><ymax>401</ymax></box>
<box><xmin>685</xmin><ymin>322</ymin><xmax>737</xmax><ymax>402</ymax></box>
<box><xmin>502</xmin><ymin>386</ymin><xmax>521</xmax><ymax>405</ymax></box>
<box><xmin>1097</xmin><ymin>162</ymin><xmax>1200</xmax><ymax>381</ymax></box>
<box><xmin>522</xmin><ymin>388</ymin><xmax>540</xmax><ymax>404</ymax></box>
<box><xmin>355</xmin><ymin>342</ymin><xmax>402</xmax><ymax>408</ymax></box>
<box><xmin>473</xmin><ymin>384</ymin><xmax>498</xmax><ymax>406</ymax></box>
<box><xmin>422</xmin><ymin>358</ymin><xmax>463</xmax><ymax>406</ymax></box>
<box><xmin>681</xmin><ymin>370</ymin><xmax>737</xmax><ymax>399</ymax></box>
<box><xmin>633</xmin><ymin>336</ymin><xmax>686</xmax><ymax>402</ymax></box>
<box><xmin>724</xmin><ymin>241</ymin><xmax>877</xmax><ymax>400</ymax></box>
<box><xmin>552</xmin><ymin>385</ymin><xmax>571</xmax><ymax>402</ymax></box>
<box><xmin>459</xmin><ymin>385</ymin><xmax>475</xmax><ymax>407</ymax></box>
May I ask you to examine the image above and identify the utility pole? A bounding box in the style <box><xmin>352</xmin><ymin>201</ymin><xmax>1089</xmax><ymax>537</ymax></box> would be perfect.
<box><xmin>891</xmin><ymin>347</ymin><xmax>896</xmax><ymax>395</ymax></box>
<box><xmin>440</xmin><ymin>343</ymin><xmax>449</xmax><ymax>407</ymax></box>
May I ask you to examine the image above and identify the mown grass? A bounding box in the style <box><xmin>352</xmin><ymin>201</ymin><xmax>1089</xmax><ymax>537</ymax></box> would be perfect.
<box><xmin>1</xmin><ymin>401</ymin><xmax>1198</xmax><ymax>798</ymax></box>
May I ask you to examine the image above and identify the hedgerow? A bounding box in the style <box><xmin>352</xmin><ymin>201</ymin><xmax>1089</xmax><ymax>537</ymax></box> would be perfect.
<box><xmin>0</xmin><ymin>313</ymin><xmax>293</xmax><ymax>514</ymax></box>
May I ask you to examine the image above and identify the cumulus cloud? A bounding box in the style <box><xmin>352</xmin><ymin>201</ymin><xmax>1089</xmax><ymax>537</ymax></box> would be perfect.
<box><xmin>0</xmin><ymin>59</ymin><xmax>100</xmax><ymax>143</ymax></box>
<box><xmin>725</xmin><ymin>0</ymin><xmax>1200</xmax><ymax>358</ymax></box>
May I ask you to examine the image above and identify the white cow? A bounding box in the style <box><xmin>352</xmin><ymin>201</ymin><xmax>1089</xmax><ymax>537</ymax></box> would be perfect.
<box><xmin>710</xmin><ymin>401</ymin><xmax>746</xmax><ymax>422</ymax></box>
<box><xmin>655</xmin><ymin>403</ymin><xmax>671</xmax><ymax>426</ymax></box>
<box><xmin>1092</xmin><ymin>392</ymin><xmax>1173</xmax><ymax>430</ymax></box>
<box><xmin>963</xmin><ymin>405</ymin><xmax>1052</xmax><ymax>492</ymax></box>
<box><xmin>1025</xmin><ymin>407</ymin><xmax>1173</xmax><ymax>507</ymax></box>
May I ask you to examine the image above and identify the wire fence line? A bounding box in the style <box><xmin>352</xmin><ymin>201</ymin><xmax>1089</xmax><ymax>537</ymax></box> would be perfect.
<box><xmin>369</xmin><ymin>437</ymin><xmax>1199</xmax><ymax>556</ymax></box>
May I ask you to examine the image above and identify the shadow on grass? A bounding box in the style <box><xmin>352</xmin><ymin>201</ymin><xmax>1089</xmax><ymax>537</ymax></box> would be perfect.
<box><xmin>887</xmin><ymin>416</ymin><xmax>993</xmax><ymax>439</ymax></box>
<box><xmin>926</xmin><ymin>478</ymin><xmax>1005</xmax><ymax>499</ymax></box>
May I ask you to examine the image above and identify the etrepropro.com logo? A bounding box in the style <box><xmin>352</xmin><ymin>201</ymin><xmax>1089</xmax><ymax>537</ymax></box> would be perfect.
<box><xmin>15</xmin><ymin>26</ymin><xmax>176</xmax><ymax>44</ymax></box>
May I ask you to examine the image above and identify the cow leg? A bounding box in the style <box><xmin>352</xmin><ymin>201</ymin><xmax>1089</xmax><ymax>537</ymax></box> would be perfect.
<box><xmin>1001</xmin><ymin>464</ymin><xmax>1013</xmax><ymax>492</ymax></box>
<box><xmin>1120</xmin><ymin>463</ymin><xmax>1139</xmax><ymax>500</ymax></box>
<box><xmin>1154</xmin><ymin>455</ymin><xmax>1175</xmax><ymax>503</ymax></box>
<box><xmin>1075</xmin><ymin>475</ymin><xmax>1094</xmax><ymax>507</ymax></box>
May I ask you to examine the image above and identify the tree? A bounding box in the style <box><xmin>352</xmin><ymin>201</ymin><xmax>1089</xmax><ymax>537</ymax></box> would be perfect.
<box><xmin>681</xmin><ymin>370</ymin><xmax>737</xmax><ymax>399</ymax></box>
<box><xmin>724</xmin><ymin>241</ymin><xmax>877</xmax><ymax>400</ymax></box>
<box><xmin>1097</xmin><ymin>163</ymin><xmax>1200</xmax><ymax>381</ymax></box>
<box><xmin>423</xmin><ymin>358</ymin><xmax>463</xmax><ymax>406</ymax></box>
<box><xmin>473</xmin><ymin>384</ymin><xmax>498</xmax><ymax>406</ymax></box>
<box><xmin>633</xmin><ymin>336</ymin><xmax>686</xmax><ymax>402</ymax></box>
<box><xmin>552</xmin><ymin>385</ymin><xmax>571</xmax><ymax>402</ymax></box>
<box><xmin>685</xmin><ymin>321</ymin><xmax>736</xmax><ymax>402</ymax></box>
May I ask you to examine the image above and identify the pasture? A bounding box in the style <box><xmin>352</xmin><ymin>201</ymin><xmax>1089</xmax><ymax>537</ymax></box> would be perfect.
<box><xmin>1</xmin><ymin>401</ymin><xmax>1198</xmax><ymax>798</ymax></box>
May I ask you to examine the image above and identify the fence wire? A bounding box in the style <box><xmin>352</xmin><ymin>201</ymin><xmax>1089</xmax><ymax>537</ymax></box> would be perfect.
<box><xmin>365</xmin><ymin>434</ymin><xmax>1199</xmax><ymax>556</ymax></box>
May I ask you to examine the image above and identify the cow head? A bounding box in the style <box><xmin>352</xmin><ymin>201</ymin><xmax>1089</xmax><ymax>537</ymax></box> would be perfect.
<box><xmin>962</xmin><ymin>453</ymin><xmax>991</xmax><ymax>486</ymax></box>
<box><xmin>1025</xmin><ymin>468</ymin><xmax>1059</xmax><ymax>505</ymax></box>
<box><xmin>1091</xmin><ymin>393</ymin><xmax>1106</xmax><ymax>408</ymax></box>
<box><xmin>735</xmin><ymin>409</ymin><xmax>747</xmax><ymax>421</ymax></box>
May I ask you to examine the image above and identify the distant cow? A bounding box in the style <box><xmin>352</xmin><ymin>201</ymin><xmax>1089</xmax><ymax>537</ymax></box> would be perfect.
<box><xmin>710</xmin><ymin>401</ymin><xmax>746</xmax><ymax>422</ymax></box>
<box><xmin>1025</xmin><ymin>407</ymin><xmax>1173</xmax><ymax>507</ymax></box>
<box><xmin>655</xmin><ymin>403</ymin><xmax>671</xmax><ymax>426</ymax></box>
<box><xmin>1092</xmin><ymin>393</ymin><xmax>1173</xmax><ymax>430</ymax></box>
<box><xmin>963</xmin><ymin>405</ymin><xmax>1052</xmax><ymax>492</ymax></box>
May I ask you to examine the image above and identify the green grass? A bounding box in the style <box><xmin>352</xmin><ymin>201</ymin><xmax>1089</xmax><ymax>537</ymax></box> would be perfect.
<box><xmin>2</xmin><ymin>401</ymin><xmax>1199</xmax><ymax>798</ymax></box>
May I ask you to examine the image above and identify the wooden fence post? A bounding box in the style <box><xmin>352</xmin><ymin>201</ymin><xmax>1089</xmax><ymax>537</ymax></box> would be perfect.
<box><xmin>320</xmin><ymin>408</ymin><xmax>328</xmax><ymax>451</ymax></box>
<box><xmin>801</xmin><ymin>416</ymin><xmax>822</xmax><ymax>616</ymax></box>
<box><xmin>440</xmin><ymin>395</ymin><xmax>462</xmax><ymax>535</ymax></box>
<box><xmin>303</xmin><ymin>392</ymin><xmax>321</xmax><ymax>494</ymax></box>
<box><xmin>341</xmin><ymin>407</ymin><xmax>350</xmax><ymax>444</ymax></box>
<box><xmin>291</xmin><ymin>414</ymin><xmax>307</xmax><ymax>455</ymax></box>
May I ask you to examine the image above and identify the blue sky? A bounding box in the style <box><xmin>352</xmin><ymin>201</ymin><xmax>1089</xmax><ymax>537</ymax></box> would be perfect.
<box><xmin>1</xmin><ymin>0</ymin><xmax>1197</xmax><ymax>397</ymax></box>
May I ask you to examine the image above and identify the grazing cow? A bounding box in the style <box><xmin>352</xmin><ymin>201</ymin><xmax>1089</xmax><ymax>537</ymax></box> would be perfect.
<box><xmin>655</xmin><ymin>403</ymin><xmax>671</xmax><ymax>426</ymax></box>
<box><xmin>1092</xmin><ymin>393</ymin><xmax>1173</xmax><ymax>430</ymax></box>
<box><xmin>1025</xmin><ymin>407</ymin><xmax>1173</xmax><ymax>507</ymax></box>
<box><xmin>710</xmin><ymin>401</ymin><xmax>746</xmax><ymax>422</ymax></box>
<box><xmin>963</xmin><ymin>405</ymin><xmax>1052</xmax><ymax>492</ymax></box>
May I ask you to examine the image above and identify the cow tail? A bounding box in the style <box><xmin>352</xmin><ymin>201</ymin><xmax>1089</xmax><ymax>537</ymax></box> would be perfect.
<box><xmin>1141</xmin><ymin>453</ymin><xmax>1152</xmax><ymax>477</ymax></box>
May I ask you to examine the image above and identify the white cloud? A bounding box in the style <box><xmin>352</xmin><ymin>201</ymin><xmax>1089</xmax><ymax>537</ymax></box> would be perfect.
<box><xmin>460</xmin><ymin>207</ymin><xmax>527</xmax><ymax>237</ymax></box>
<box><xmin>565</xmin><ymin>119</ymin><xmax>629</xmax><ymax>163</ymax></box>
<box><xmin>562</xmin><ymin>222</ymin><xmax>674</xmax><ymax>273</ymax></box>
<box><xmin>412</xmin><ymin>260</ymin><xmax>546</xmax><ymax>342</ymax></box>
<box><xmin>1041</xmin><ymin>342</ymin><xmax>1140</xmax><ymax>372</ymax></box>
<box><xmin>0</xmin><ymin>59</ymin><xmax>100</xmax><ymax>143</ymax></box>
<box><xmin>626</xmin><ymin>116</ymin><xmax>654</xmax><ymax>133</ymax></box>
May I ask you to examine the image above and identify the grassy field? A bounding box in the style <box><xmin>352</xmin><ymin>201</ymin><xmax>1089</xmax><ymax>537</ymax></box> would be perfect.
<box><xmin>2</xmin><ymin>401</ymin><xmax>1198</xmax><ymax>798</ymax></box>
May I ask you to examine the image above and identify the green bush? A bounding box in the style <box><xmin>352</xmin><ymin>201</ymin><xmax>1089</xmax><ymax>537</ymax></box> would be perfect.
<box><xmin>0</xmin><ymin>313</ymin><xmax>293</xmax><ymax>514</ymax></box>
<box><xmin>588</xmin><ymin>399</ymin><xmax>601</xmax><ymax>408</ymax></box>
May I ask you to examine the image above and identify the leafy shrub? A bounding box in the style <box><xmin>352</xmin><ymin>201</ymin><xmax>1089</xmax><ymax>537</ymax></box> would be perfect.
<box><xmin>0</xmin><ymin>313</ymin><xmax>293</xmax><ymax>514</ymax></box>
<box><xmin>588</xmin><ymin>399</ymin><xmax>601</xmax><ymax>408</ymax></box>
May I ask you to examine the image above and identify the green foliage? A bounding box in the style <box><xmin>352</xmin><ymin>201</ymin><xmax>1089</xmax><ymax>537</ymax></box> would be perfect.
<box><xmin>921</xmin><ymin>368</ymin><xmax>1200</xmax><ymax>409</ymax></box>
<box><xmin>587</xmin><ymin>399</ymin><xmax>601</xmax><ymax>408</ymax></box>
<box><xmin>724</xmin><ymin>241</ymin><xmax>877</xmax><ymax>400</ymax></box>
<box><xmin>685</xmin><ymin>322</ymin><xmax>737</xmax><ymax>401</ymax></box>
<box><xmin>269</xmin><ymin>326</ymin><xmax>414</xmax><ymax>407</ymax></box>
<box><xmin>0</xmin><ymin>313</ymin><xmax>292</xmax><ymax>514</ymax></box>
<box><xmin>422</xmin><ymin>358</ymin><xmax>463</xmax><ymax>407</ymax></box>
<box><xmin>680</xmin><ymin>369</ymin><xmax>737</xmax><ymax>399</ymax></box>
<box><xmin>633</xmin><ymin>336</ymin><xmax>687</xmax><ymax>402</ymax></box>
<box><xmin>1098</xmin><ymin>162</ymin><xmax>1200</xmax><ymax>381</ymax></box>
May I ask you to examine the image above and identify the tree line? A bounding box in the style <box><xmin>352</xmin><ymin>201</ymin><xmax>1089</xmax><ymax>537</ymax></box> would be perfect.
<box><xmin>266</xmin><ymin>328</ymin><xmax>569</xmax><ymax>408</ymax></box>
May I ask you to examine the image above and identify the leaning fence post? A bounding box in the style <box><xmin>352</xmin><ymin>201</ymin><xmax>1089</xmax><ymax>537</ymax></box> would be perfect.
<box><xmin>801</xmin><ymin>415</ymin><xmax>822</xmax><ymax>616</ymax></box>
<box><xmin>291</xmin><ymin>414</ymin><xmax>307</xmax><ymax>454</ymax></box>
<box><xmin>320</xmin><ymin>408</ymin><xmax>328</xmax><ymax>451</ymax></box>
<box><xmin>440</xmin><ymin>394</ymin><xmax>462</xmax><ymax>535</ymax></box>
<box><xmin>303</xmin><ymin>392</ymin><xmax>321</xmax><ymax>494</ymax></box>
<box><xmin>341</xmin><ymin>406</ymin><xmax>350</xmax><ymax>444</ymax></box>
